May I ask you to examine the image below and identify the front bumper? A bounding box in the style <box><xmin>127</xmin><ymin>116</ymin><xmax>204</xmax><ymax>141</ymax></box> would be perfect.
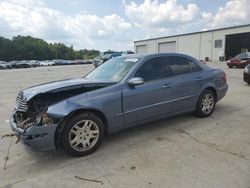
<box><xmin>10</xmin><ymin>114</ymin><xmax>59</xmax><ymax>151</ymax></box>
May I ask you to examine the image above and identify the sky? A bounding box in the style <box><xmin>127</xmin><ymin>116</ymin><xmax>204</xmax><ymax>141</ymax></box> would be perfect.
<box><xmin>0</xmin><ymin>0</ymin><xmax>249</xmax><ymax>51</ymax></box>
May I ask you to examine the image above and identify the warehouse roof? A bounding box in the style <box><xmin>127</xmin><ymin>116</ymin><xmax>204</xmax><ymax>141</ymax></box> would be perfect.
<box><xmin>134</xmin><ymin>24</ymin><xmax>250</xmax><ymax>43</ymax></box>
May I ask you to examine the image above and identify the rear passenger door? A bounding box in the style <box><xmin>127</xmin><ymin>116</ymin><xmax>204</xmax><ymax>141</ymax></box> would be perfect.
<box><xmin>167</xmin><ymin>56</ymin><xmax>203</xmax><ymax>112</ymax></box>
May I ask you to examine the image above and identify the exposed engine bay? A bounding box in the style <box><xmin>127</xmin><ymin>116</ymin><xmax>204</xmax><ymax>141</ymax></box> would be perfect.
<box><xmin>14</xmin><ymin>95</ymin><xmax>55</xmax><ymax>130</ymax></box>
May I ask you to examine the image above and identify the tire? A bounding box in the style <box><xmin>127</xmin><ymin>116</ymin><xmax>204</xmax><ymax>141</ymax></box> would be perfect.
<box><xmin>196</xmin><ymin>89</ymin><xmax>216</xmax><ymax>117</ymax></box>
<box><xmin>61</xmin><ymin>112</ymin><xmax>105</xmax><ymax>157</ymax></box>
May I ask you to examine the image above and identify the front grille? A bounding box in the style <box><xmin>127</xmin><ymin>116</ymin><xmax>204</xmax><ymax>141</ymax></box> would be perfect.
<box><xmin>15</xmin><ymin>92</ymin><xmax>28</xmax><ymax>112</ymax></box>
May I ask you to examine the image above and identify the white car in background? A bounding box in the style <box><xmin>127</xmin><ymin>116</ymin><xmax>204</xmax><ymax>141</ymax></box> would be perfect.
<box><xmin>39</xmin><ymin>60</ymin><xmax>55</xmax><ymax>66</ymax></box>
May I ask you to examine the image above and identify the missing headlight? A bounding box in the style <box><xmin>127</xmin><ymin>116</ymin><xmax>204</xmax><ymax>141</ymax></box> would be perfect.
<box><xmin>41</xmin><ymin>113</ymin><xmax>54</xmax><ymax>125</ymax></box>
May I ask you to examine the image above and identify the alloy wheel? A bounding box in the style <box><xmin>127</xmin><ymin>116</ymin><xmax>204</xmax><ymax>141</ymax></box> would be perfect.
<box><xmin>201</xmin><ymin>93</ymin><xmax>214</xmax><ymax>114</ymax></box>
<box><xmin>69</xmin><ymin>120</ymin><xmax>99</xmax><ymax>152</ymax></box>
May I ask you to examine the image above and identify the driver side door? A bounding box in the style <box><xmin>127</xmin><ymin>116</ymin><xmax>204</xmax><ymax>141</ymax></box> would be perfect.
<box><xmin>122</xmin><ymin>57</ymin><xmax>172</xmax><ymax>125</ymax></box>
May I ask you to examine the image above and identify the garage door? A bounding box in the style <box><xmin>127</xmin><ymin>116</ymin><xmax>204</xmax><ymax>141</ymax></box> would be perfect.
<box><xmin>225</xmin><ymin>32</ymin><xmax>250</xmax><ymax>60</ymax></box>
<box><xmin>136</xmin><ymin>45</ymin><xmax>147</xmax><ymax>54</ymax></box>
<box><xmin>158</xmin><ymin>42</ymin><xmax>176</xmax><ymax>53</ymax></box>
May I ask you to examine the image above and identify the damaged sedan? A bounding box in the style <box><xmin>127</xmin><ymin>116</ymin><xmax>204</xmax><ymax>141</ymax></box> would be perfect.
<box><xmin>11</xmin><ymin>53</ymin><xmax>228</xmax><ymax>156</ymax></box>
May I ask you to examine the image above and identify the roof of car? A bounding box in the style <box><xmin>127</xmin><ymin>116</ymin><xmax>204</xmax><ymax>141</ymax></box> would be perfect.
<box><xmin>121</xmin><ymin>53</ymin><xmax>192</xmax><ymax>59</ymax></box>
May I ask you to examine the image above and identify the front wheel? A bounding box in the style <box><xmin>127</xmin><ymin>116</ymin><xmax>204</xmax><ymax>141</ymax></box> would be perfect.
<box><xmin>61</xmin><ymin>112</ymin><xmax>104</xmax><ymax>157</ymax></box>
<box><xmin>196</xmin><ymin>90</ymin><xmax>216</xmax><ymax>117</ymax></box>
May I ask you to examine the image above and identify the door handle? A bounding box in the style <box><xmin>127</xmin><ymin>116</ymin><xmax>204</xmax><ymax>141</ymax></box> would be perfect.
<box><xmin>162</xmin><ymin>83</ymin><xmax>172</xmax><ymax>88</ymax></box>
<box><xmin>196</xmin><ymin>76</ymin><xmax>203</xmax><ymax>81</ymax></box>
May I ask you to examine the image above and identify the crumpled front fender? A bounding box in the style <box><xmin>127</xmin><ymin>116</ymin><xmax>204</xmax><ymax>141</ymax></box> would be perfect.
<box><xmin>47</xmin><ymin>98</ymin><xmax>101</xmax><ymax>119</ymax></box>
<box><xmin>47</xmin><ymin>99</ymin><xmax>86</xmax><ymax>118</ymax></box>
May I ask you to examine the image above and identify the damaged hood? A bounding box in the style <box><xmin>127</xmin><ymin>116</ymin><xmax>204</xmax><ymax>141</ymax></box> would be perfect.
<box><xmin>22</xmin><ymin>78</ymin><xmax>115</xmax><ymax>101</ymax></box>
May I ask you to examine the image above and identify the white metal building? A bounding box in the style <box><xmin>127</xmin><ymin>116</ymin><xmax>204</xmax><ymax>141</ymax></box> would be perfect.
<box><xmin>134</xmin><ymin>24</ymin><xmax>250</xmax><ymax>61</ymax></box>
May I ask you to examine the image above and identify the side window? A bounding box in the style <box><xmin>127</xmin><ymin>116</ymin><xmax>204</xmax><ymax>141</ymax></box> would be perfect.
<box><xmin>168</xmin><ymin>56</ymin><xmax>191</xmax><ymax>76</ymax></box>
<box><xmin>135</xmin><ymin>57</ymin><xmax>171</xmax><ymax>82</ymax></box>
<box><xmin>189</xmin><ymin>61</ymin><xmax>202</xmax><ymax>72</ymax></box>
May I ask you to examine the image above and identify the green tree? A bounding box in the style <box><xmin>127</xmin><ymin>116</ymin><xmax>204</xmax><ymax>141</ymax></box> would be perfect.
<box><xmin>0</xmin><ymin>35</ymin><xmax>100</xmax><ymax>61</ymax></box>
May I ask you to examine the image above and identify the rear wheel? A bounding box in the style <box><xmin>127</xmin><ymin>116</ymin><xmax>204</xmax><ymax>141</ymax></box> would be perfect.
<box><xmin>61</xmin><ymin>112</ymin><xmax>104</xmax><ymax>157</ymax></box>
<box><xmin>196</xmin><ymin>89</ymin><xmax>216</xmax><ymax>117</ymax></box>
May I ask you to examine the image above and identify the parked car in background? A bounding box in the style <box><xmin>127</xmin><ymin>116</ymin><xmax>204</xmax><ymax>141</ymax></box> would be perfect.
<box><xmin>93</xmin><ymin>56</ymin><xmax>102</xmax><ymax>67</ymax></box>
<box><xmin>26</xmin><ymin>61</ymin><xmax>38</xmax><ymax>68</ymax></box>
<box><xmin>85</xmin><ymin>60</ymin><xmax>94</xmax><ymax>64</ymax></box>
<box><xmin>10</xmin><ymin>53</ymin><xmax>228</xmax><ymax>156</ymax></box>
<box><xmin>71</xmin><ymin>59</ymin><xmax>86</xmax><ymax>65</ymax></box>
<box><xmin>227</xmin><ymin>52</ymin><xmax>250</xmax><ymax>68</ymax></box>
<box><xmin>53</xmin><ymin>59</ymin><xmax>70</xmax><ymax>66</ymax></box>
<box><xmin>29</xmin><ymin>60</ymin><xmax>40</xmax><ymax>67</ymax></box>
<box><xmin>0</xmin><ymin>59</ymin><xmax>95</xmax><ymax>70</ymax></box>
<box><xmin>102</xmin><ymin>52</ymin><xmax>122</xmax><ymax>62</ymax></box>
<box><xmin>93</xmin><ymin>52</ymin><xmax>123</xmax><ymax>67</ymax></box>
<box><xmin>122</xmin><ymin>51</ymin><xmax>134</xmax><ymax>55</ymax></box>
<box><xmin>40</xmin><ymin>60</ymin><xmax>55</xmax><ymax>66</ymax></box>
<box><xmin>0</xmin><ymin>61</ymin><xmax>9</xmax><ymax>69</ymax></box>
<box><xmin>244</xmin><ymin>64</ymin><xmax>250</xmax><ymax>84</ymax></box>
<box><xmin>10</xmin><ymin>61</ymin><xmax>31</xmax><ymax>68</ymax></box>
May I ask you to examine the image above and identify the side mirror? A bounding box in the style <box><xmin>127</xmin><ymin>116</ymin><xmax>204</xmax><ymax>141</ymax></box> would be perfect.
<box><xmin>128</xmin><ymin>77</ymin><xmax>144</xmax><ymax>87</ymax></box>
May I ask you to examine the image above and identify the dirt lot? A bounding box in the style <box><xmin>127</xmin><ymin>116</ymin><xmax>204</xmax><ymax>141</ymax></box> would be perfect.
<box><xmin>0</xmin><ymin>63</ymin><xmax>250</xmax><ymax>188</ymax></box>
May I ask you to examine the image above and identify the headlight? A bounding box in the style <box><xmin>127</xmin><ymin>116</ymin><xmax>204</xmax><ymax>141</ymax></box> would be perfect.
<box><xmin>241</xmin><ymin>60</ymin><xmax>247</xmax><ymax>63</ymax></box>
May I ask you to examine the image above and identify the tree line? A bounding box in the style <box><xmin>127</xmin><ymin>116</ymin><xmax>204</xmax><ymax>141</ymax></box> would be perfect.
<box><xmin>0</xmin><ymin>35</ymin><xmax>100</xmax><ymax>61</ymax></box>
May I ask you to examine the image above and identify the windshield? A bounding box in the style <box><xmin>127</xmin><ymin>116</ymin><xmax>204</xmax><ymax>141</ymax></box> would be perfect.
<box><xmin>86</xmin><ymin>57</ymin><xmax>139</xmax><ymax>82</ymax></box>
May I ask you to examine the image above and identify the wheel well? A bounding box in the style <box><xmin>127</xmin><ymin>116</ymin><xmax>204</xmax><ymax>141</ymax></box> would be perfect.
<box><xmin>204</xmin><ymin>87</ymin><xmax>217</xmax><ymax>101</ymax></box>
<box><xmin>54</xmin><ymin>109</ymin><xmax>108</xmax><ymax>148</ymax></box>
